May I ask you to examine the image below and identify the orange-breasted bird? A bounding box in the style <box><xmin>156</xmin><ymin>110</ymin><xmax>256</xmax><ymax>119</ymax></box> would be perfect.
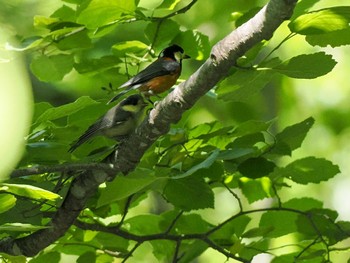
<box><xmin>108</xmin><ymin>44</ymin><xmax>190</xmax><ymax>104</ymax></box>
<box><xmin>69</xmin><ymin>94</ymin><xmax>148</xmax><ymax>152</ymax></box>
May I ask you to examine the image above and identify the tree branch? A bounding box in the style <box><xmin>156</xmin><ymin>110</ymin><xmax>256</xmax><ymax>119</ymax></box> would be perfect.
<box><xmin>0</xmin><ymin>0</ymin><xmax>297</xmax><ymax>257</ymax></box>
<box><xmin>114</xmin><ymin>0</ymin><xmax>298</xmax><ymax>174</ymax></box>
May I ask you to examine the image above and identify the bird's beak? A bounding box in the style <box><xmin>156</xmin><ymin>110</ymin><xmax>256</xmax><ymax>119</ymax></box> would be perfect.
<box><xmin>183</xmin><ymin>54</ymin><xmax>190</xmax><ymax>59</ymax></box>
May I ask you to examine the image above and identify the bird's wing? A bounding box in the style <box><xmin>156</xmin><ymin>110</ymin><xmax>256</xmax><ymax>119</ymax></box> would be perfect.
<box><xmin>119</xmin><ymin>59</ymin><xmax>180</xmax><ymax>89</ymax></box>
<box><xmin>108</xmin><ymin>59</ymin><xmax>180</xmax><ymax>104</ymax></box>
<box><xmin>69</xmin><ymin>106</ymin><xmax>118</xmax><ymax>152</ymax></box>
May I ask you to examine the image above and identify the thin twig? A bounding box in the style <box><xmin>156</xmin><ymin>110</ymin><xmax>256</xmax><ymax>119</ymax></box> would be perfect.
<box><xmin>172</xmin><ymin>240</ymin><xmax>181</xmax><ymax>263</ymax></box>
<box><xmin>116</xmin><ymin>195</ymin><xmax>134</xmax><ymax>228</ymax></box>
<box><xmin>165</xmin><ymin>211</ymin><xmax>184</xmax><ymax>234</ymax></box>
<box><xmin>222</xmin><ymin>182</ymin><xmax>243</xmax><ymax>212</ymax></box>
<box><xmin>122</xmin><ymin>242</ymin><xmax>142</xmax><ymax>263</ymax></box>
<box><xmin>150</xmin><ymin>0</ymin><xmax>198</xmax><ymax>21</ymax></box>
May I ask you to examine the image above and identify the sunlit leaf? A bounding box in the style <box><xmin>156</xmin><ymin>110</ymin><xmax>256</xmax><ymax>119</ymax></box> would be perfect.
<box><xmin>306</xmin><ymin>28</ymin><xmax>350</xmax><ymax>47</ymax></box>
<box><xmin>269</xmin><ymin>117</ymin><xmax>314</xmax><ymax>156</ymax></box>
<box><xmin>112</xmin><ymin>40</ymin><xmax>148</xmax><ymax>56</ymax></box>
<box><xmin>273</xmin><ymin>52</ymin><xmax>337</xmax><ymax>79</ymax></box>
<box><xmin>217</xmin><ymin>69</ymin><xmax>275</xmax><ymax>102</ymax></box>
<box><xmin>156</xmin><ymin>0</ymin><xmax>181</xmax><ymax>10</ymax></box>
<box><xmin>29</xmin><ymin>252</ymin><xmax>61</xmax><ymax>263</ymax></box>
<box><xmin>172</xmin><ymin>149</ymin><xmax>219</xmax><ymax>179</ymax></box>
<box><xmin>77</xmin><ymin>0</ymin><xmax>136</xmax><ymax>28</ymax></box>
<box><xmin>34</xmin><ymin>96</ymin><xmax>100</xmax><ymax>125</ymax></box>
<box><xmin>97</xmin><ymin>168</ymin><xmax>157</xmax><ymax>207</ymax></box>
<box><xmin>259</xmin><ymin>211</ymin><xmax>298</xmax><ymax>237</ymax></box>
<box><xmin>173</xmin><ymin>30</ymin><xmax>210</xmax><ymax>60</ymax></box>
<box><xmin>289</xmin><ymin>7</ymin><xmax>350</xmax><ymax>35</ymax></box>
<box><xmin>0</xmin><ymin>194</ymin><xmax>16</xmax><ymax>214</ymax></box>
<box><xmin>276</xmin><ymin>157</ymin><xmax>340</xmax><ymax>184</ymax></box>
<box><xmin>145</xmin><ymin>20</ymin><xmax>180</xmax><ymax>49</ymax></box>
<box><xmin>239</xmin><ymin>177</ymin><xmax>274</xmax><ymax>203</ymax></box>
<box><xmin>0</xmin><ymin>223</ymin><xmax>50</xmax><ymax>231</ymax></box>
<box><xmin>0</xmin><ymin>183</ymin><xmax>60</xmax><ymax>201</ymax></box>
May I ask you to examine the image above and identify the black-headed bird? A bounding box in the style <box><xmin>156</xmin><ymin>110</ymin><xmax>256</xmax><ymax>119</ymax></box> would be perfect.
<box><xmin>108</xmin><ymin>44</ymin><xmax>189</xmax><ymax>103</ymax></box>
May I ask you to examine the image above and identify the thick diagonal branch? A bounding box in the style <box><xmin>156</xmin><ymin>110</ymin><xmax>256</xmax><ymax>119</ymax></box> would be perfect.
<box><xmin>115</xmin><ymin>0</ymin><xmax>297</xmax><ymax>173</ymax></box>
<box><xmin>0</xmin><ymin>0</ymin><xmax>297</xmax><ymax>257</ymax></box>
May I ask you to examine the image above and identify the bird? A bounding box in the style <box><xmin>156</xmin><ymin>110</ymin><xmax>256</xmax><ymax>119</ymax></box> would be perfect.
<box><xmin>108</xmin><ymin>44</ymin><xmax>190</xmax><ymax>104</ymax></box>
<box><xmin>69</xmin><ymin>94</ymin><xmax>148</xmax><ymax>152</ymax></box>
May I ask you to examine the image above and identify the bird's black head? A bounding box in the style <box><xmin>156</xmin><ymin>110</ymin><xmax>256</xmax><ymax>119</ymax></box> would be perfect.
<box><xmin>121</xmin><ymin>94</ymin><xmax>144</xmax><ymax>106</ymax></box>
<box><xmin>120</xmin><ymin>94</ymin><xmax>148</xmax><ymax>114</ymax></box>
<box><xmin>159</xmin><ymin>44</ymin><xmax>190</xmax><ymax>62</ymax></box>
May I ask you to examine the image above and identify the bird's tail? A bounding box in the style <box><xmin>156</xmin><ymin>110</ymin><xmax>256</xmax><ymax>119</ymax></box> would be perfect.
<box><xmin>107</xmin><ymin>88</ymin><xmax>132</xmax><ymax>104</ymax></box>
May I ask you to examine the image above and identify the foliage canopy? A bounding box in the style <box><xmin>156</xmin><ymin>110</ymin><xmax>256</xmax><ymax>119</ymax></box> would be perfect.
<box><xmin>1</xmin><ymin>0</ymin><xmax>350</xmax><ymax>262</ymax></box>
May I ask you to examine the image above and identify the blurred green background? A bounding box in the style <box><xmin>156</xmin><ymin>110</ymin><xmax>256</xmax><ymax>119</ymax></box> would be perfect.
<box><xmin>1</xmin><ymin>0</ymin><xmax>350</xmax><ymax>261</ymax></box>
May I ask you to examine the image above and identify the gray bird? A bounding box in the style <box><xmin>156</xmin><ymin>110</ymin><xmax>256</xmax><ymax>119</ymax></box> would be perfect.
<box><xmin>69</xmin><ymin>94</ymin><xmax>148</xmax><ymax>152</ymax></box>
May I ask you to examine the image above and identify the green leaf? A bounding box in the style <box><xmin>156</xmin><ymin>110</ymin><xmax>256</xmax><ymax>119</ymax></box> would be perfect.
<box><xmin>230</xmin><ymin>133</ymin><xmax>265</xmax><ymax>149</ymax></box>
<box><xmin>163</xmin><ymin>213</ymin><xmax>211</xmax><ymax>234</ymax></box>
<box><xmin>55</xmin><ymin>28</ymin><xmax>92</xmax><ymax>50</ymax></box>
<box><xmin>233</xmin><ymin>120</ymin><xmax>271</xmax><ymax>137</ymax></box>
<box><xmin>242</xmin><ymin>226</ymin><xmax>274</xmax><ymax>238</ymax></box>
<box><xmin>112</xmin><ymin>40</ymin><xmax>148</xmax><ymax>56</ymax></box>
<box><xmin>125</xmin><ymin>214</ymin><xmax>162</xmax><ymax>235</ymax></box>
<box><xmin>289</xmin><ymin>7</ymin><xmax>350</xmax><ymax>35</ymax></box>
<box><xmin>239</xmin><ymin>177</ymin><xmax>274</xmax><ymax>203</ymax></box>
<box><xmin>211</xmin><ymin>215</ymin><xmax>251</xmax><ymax>240</ymax></box>
<box><xmin>25</xmin><ymin>142</ymin><xmax>71</xmax><ymax>164</ymax></box>
<box><xmin>189</xmin><ymin>121</ymin><xmax>233</xmax><ymax>140</ymax></box>
<box><xmin>156</xmin><ymin>0</ymin><xmax>181</xmax><ymax>10</ymax></box>
<box><xmin>259</xmin><ymin>211</ymin><xmax>298</xmax><ymax>238</ymax></box>
<box><xmin>77</xmin><ymin>0</ymin><xmax>136</xmax><ymax>28</ymax></box>
<box><xmin>94</xmin><ymin>232</ymin><xmax>129</xmax><ymax>252</ymax></box>
<box><xmin>217</xmin><ymin>148</ymin><xmax>256</xmax><ymax>161</ymax></box>
<box><xmin>177</xmin><ymin>240</ymin><xmax>208</xmax><ymax>263</ymax></box>
<box><xmin>2</xmin><ymin>254</ymin><xmax>27</xmax><ymax>263</ymax></box>
<box><xmin>34</xmin><ymin>96</ymin><xmax>100</xmax><ymax>126</ymax></box>
<box><xmin>163</xmin><ymin>177</ymin><xmax>214</xmax><ymax>211</ymax></box>
<box><xmin>273</xmin><ymin>52</ymin><xmax>337</xmax><ymax>79</ymax></box>
<box><xmin>0</xmin><ymin>183</ymin><xmax>60</xmax><ymax>201</ymax></box>
<box><xmin>30</xmin><ymin>54</ymin><xmax>74</xmax><ymax>82</ymax></box>
<box><xmin>29</xmin><ymin>252</ymin><xmax>60</xmax><ymax>263</ymax></box>
<box><xmin>277</xmin><ymin>157</ymin><xmax>340</xmax><ymax>184</ymax></box>
<box><xmin>145</xmin><ymin>20</ymin><xmax>180</xmax><ymax>49</ymax></box>
<box><xmin>238</xmin><ymin>157</ymin><xmax>276</xmax><ymax>179</ymax></box>
<box><xmin>172</xmin><ymin>149</ymin><xmax>220</xmax><ymax>179</ymax></box>
<box><xmin>97</xmin><ymin>168</ymin><xmax>157</xmax><ymax>207</ymax></box>
<box><xmin>151</xmin><ymin>240</ymin><xmax>174</xmax><ymax>262</ymax></box>
<box><xmin>269</xmin><ymin>117</ymin><xmax>314</xmax><ymax>156</ymax></box>
<box><xmin>284</xmin><ymin>197</ymin><xmax>323</xmax><ymax>211</ymax></box>
<box><xmin>291</xmin><ymin>0</ymin><xmax>319</xmax><ymax>19</ymax></box>
<box><xmin>305</xmin><ymin>28</ymin><xmax>350</xmax><ymax>47</ymax></box>
<box><xmin>77</xmin><ymin>252</ymin><xmax>96</xmax><ymax>263</ymax></box>
<box><xmin>74</xmin><ymin>55</ymin><xmax>121</xmax><ymax>74</ymax></box>
<box><xmin>0</xmin><ymin>194</ymin><xmax>16</xmax><ymax>214</ymax></box>
<box><xmin>6</xmin><ymin>37</ymin><xmax>45</xmax><ymax>52</ymax></box>
<box><xmin>173</xmin><ymin>30</ymin><xmax>210</xmax><ymax>60</ymax></box>
<box><xmin>296</xmin><ymin>210</ymin><xmax>346</xmax><ymax>245</ymax></box>
<box><xmin>51</xmin><ymin>5</ymin><xmax>76</xmax><ymax>21</ymax></box>
<box><xmin>217</xmin><ymin>69</ymin><xmax>276</xmax><ymax>102</ymax></box>
<box><xmin>0</xmin><ymin>223</ymin><xmax>50</xmax><ymax>232</ymax></box>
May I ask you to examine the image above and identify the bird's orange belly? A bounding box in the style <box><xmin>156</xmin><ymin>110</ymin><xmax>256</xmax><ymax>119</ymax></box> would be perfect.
<box><xmin>140</xmin><ymin>73</ymin><xmax>180</xmax><ymax>95</ymax></box>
